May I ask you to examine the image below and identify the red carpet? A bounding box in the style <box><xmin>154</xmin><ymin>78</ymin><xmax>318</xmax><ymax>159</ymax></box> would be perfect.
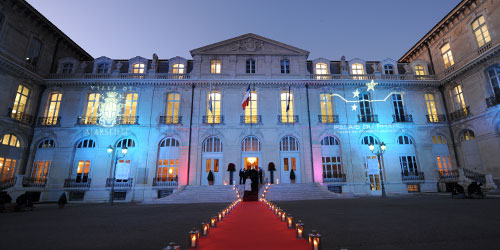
<box><xmin>199</xmin><ymin>201</ymin><xmax>310</xmax><ymax>250</ymax></box>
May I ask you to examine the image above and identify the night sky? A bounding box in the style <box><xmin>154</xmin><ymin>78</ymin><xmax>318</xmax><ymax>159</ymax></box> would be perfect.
<box><xmin>27</xmin><ymin>0</ymin><xmax>460</xmax><ymax>61</ymax></box>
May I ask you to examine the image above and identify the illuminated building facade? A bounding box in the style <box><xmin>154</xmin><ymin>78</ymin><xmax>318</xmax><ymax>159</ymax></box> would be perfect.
<box><xmin>0</xmin><ymin>0</ymin><xmax>499</xmax><ymax>202</ymax></box>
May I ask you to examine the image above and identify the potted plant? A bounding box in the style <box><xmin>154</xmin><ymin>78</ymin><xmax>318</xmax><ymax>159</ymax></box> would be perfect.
<box><xmin>207</xmin><ymin>170</ymin><xmax>214</xmax><ymax>185</ymax></box>
<box><xmin>268</xmin><ymin>162</ymin><xmax>276</xmax><ymax>184</ymax></box>
<box><xmin>227</xmin><ymin>163</ymin><xmax>236</xmax><ymax>185</ymax></box>
<box><xmin>58</xmin><ymin>192</ymin><xmax>68</xmax><ymax>208</ymax></box>
<box><xmin>290</xmin><ymin>169</ymin><xmax>296</xmax><ymax>184</ymax></box>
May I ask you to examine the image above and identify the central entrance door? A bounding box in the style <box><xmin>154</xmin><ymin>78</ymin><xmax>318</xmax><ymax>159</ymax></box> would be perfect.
<box><xmin>202</xmin><ymin>156</ymin><xmax>222</xmax><ymax>185</ymax></box>
<box><xmin>364</xmin><ymin>155</ymin><xmax>381</xmax><ymax>195</ymax></box>
<box><xmin>280</xmin><ymin>155</ymin><xmax>300</xmax><ymax>184</ymax></box>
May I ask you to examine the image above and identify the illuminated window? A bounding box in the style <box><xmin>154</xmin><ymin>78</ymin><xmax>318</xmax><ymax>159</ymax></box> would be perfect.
<box><xmin>11</xmin><ymin>84</ymin><xmax>30</xmax><ymax>120</ymax></box>
<box><xmin>315</xmin><ymin>63</ymin><xmax>328</xmax><ymax>75</ymax></box>
<box><xmin>207</xmin><ymin>92</ymin><xmax>221</xmax><ymax>124</ymax></box>
<box><xmin>132</xmin><ymin>63</ymin><xmax>145</xmax><ymax>74</ymax></box>
<box><xmin>392</xmin><ymin>93</ymin><xmax>406</xmax><ymax>122</ymax></box>
<box><xmin>320</xmin><ymin>93</ymin><xmax>334</xmax><ymax>123</ymax></box>
<box><xmin>461</xmin><ymin>130</ymin><xmax>475</xmax><ymax>141</ymax></box>
<box><xmin>451</xmin><ymin>85</ymin><xmax>466</xmax><ymax>112</ymax></box>
<box><xmin>211</xmin><ymin>59</ymin><xmax>221</xmax><ymax>74</ymax></box>
<box><xmin>486</xmin><ymin>65</ymin><xmax>500</xmax><ymax>96</ymax></box>
<box><xmin>242</xmin><ymin>136</ymin><xmax>261</xmax><ymax>152</ymax></box>
<box><xmin>441</xmin><ymin>43</ymin><xmax>454</xmax><ymax>69</ymax></box>
<box><xmin>83</xmin><ymin>93</ymin><xmax>100</xmax><ymax>124</ymax></box>
<box><xmin>280</xmin><ymin>91</ymin><xmax>294</xmax><ymax>123</ymax></box>
<box><xmin>246</xmin><ymin>59</ymin><xmax>256</xmax><ymax>74</ymax></box>
<box><xmin>43</xmin><ymin>92</ymin><xmax>62</xmax><ymax>125</ymax></box>
<box><xmin>26</xmin><ymin>37</ymin><xmax>42</xmax><ymax>66</ymax></box>
<box><xmin>31</xmin><ymin>161</ymin><xmax>51</xmax><ymax>183</ymax></box>
<box><xmin>77</xmin><ymin>139</ymin><xmax>95</xmax><ymax>148</ymax></box>
<box><xmin>436</xmin><ymin>155</ymin><xmax>453</xmax><ymax>174</ymax></box>
<box><xmin>0</xmin><ymin>157</ymin><xmax>17</xmax><ymax>182</ymax></box>
<box><xmin>62</xmin><ymin>63</ymin><xmax>74</xmax><ymax>74</ymax></box>
<box><xmin>280</xmin><ymin>136</ymin><xmax>299</xmax><ymax>152</ymax></box>
<box><xmin>158</xmin><ymin>137</ymin><xmax>180</xmax><ymax>182</ymax></box>
<box><xmin>97</xmin><ymin>63</ymin><xmax>109</xmax><ymax>74</ymax></box>
<box><xmin>425</xmin><ymin>94</ymin><xmax>439</xmax><ymax>122</ymax></box>
<box><xmin>38</xmin><ymin>139</ymin><xmax>55</xmax><ymax>149</ymax></box>
<box><xmin>399</xmin><ymin>156</ymin><xmax>418</xmax><ymax>176</ymax></box>
<box><xmin>361</xmin><ymin>136</ymin><xmax>378</xmax><ymax>145</ymax></box>
<box><xmin>165</xmin><ymin>93</ymin><xmax>180</xmax><ymax>124</ymax></box>
<box><xmin>414</xmin><ymin>65</ymin><xmax>425</xmax><ymax>75</ymax></box>
<box><xmin>75</xmin><ymin>160</ymin><xmax>91</xmax><ymax>183</ymax></box>
<box><xmin>0</xmin><ymin>134</ymin><xmax>20</xmax><ymax>148</ymax></box>
<box><xmin>281</xmin><ymin>59</ymin><xmax>290</xmax><ymax>74</ymax></box>
<box><xmin>407</xmin><ymin>184</ymin><xmax>420</xmax><ymax>192</ymax></box>
<box><xmin>351</xmin><ymin>63</ymin><xmax>364</xmax><ymax>75</ymax></box>
<box><xmin>322</xmin><ymin>156</ymin><xmax>342</xmax><ymax>180</ymax></box>
<box><xmin>203</xmin><ymin>136</ymin><xmax>222</xmax><ymax>153</ymax></box>
<box><xmin>359</xmin><ymin>92</ymin><xmax>373</xmax><ymax>122</ymax></box>
<box><xmin>122</xmin><ymin>93</ymin><xmax>138</xmax><ymax>124</ymax></box>
<box><xmin>117</xmin><ymin>138</ymin><xmax>136</xmax><ymax>148</ymax></box>
<box><xmin>432</xmin><ymin>135</ymin><xmax>447</xmax><ymax>144</ymax></box>
<box><xmin>321</xmin><ymin>136</ymin><xmax>339</xmax><ymax>145</ymax></box>
<box><xmin>383</xmin><ymin>64</ymin><xmax>394</xmax><ymax>75</ymax></box>
<box><xmin>472</xmin><ymin>16</ymin><xmax>491</xmax><ymax>48</ymax></box>
<box><xmin>172</xmin><ymin>64</ymin><xmax>184</xmax><ymax>74</ymax></box>
<box><xmin>244</xmin><ymin>91</ymin><xmax>258</xmax><ymax>123</ymax></box>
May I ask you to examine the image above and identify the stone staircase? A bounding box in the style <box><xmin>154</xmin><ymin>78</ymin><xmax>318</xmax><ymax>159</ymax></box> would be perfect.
<box><xmin>148</xmin><ymin>185</ymin><xmax>240</xmax><ymax>204</ymax></box>
<box><xmin>262</xmin><ymin>183</ymin><xmax>354</xmax><ymax>201</ymax></box>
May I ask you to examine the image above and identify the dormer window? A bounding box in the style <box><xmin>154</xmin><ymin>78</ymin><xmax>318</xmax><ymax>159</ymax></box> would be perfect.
<box><xmin>351</xmin><ymin>63</ymin><xmax>364</xmax><ymax>75</ymax></box>
<box><xmin>281</xmin><ymin>60</ymin><xmax>290</xmax><ymax>74</ymax></box>
<box><xmin>315</xmin><ymin>63</ymin><xmax>327</xmax><ymax>75</ymax></box>
<box><xmin>132</xmin><ymin>63</ymin><xmax>145</xmax><ymax>74</ymax></box>
<box><xmin>414</xmin><ymin>65</ymin><xmax>425</xmax><ymax>75</ymax></box>
<box><xmin>62</xmin><ymin>63</ymin><xmax>74</xmax><ymax>74</ymax></box>
<box><xmin>172</xmin><ymin>64</ymin><xmax>184</xmax><ymax>74</ymax></box>
<box><xmin>246</xmin><ymin>59</ymin><xmax>256</xmax><ymax>74</ymax></box>
<box><xmin>211</xmin><ymin>59</ymin><xmax>221</xmax><ymax>74</ymax></box>
<box><xmin>97</xmin><ymin>63</ymin><xmax>109</xmax><ymax>74</ymax></box>
<box><xmin>383</xmin><ymin>64</ymin><xmax>394</xmax><ymax>75</ymax></box>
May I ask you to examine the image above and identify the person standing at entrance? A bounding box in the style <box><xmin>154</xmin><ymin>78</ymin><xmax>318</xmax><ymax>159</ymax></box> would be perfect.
<box><xmin>239</xmin><ymin>168</ymin><xmax>244</xmax><ymax>184</ymax></box>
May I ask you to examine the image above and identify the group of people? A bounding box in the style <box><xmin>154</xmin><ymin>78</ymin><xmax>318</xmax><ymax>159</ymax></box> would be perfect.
<box><xmin>239</xmin><ymin>167</ymin><xmax>265</xmax><ymax>192</ymax></box>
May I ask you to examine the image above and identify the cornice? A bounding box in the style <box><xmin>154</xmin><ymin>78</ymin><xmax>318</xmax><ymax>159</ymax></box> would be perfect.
<box><xmin>0</xmin><ymin>54</ymin><xmax>44</xmax><ymax>83</ymax></box>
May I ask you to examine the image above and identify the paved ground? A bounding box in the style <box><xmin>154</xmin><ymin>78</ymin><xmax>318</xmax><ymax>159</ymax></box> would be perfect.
<box><xmin>0</xmin><ymin>202</ymin><xmax>229</xmax><ymax>250</ymax></box>
<box><xmin>275</xmin><ymin>194</ymin><xmax>500</xmax><ymax>250</ymax></box>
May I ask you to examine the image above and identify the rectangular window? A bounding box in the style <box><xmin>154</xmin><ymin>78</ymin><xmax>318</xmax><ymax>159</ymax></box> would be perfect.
<box><xmin>322</xmin><ymin>156</ymin><xmax>342</xmax><ymax>179</ymax></box>
<box><xmin>451</xmin><ymin>85</ymin><xmax>466</xmax><ymax>112</ymax></box>
<box><xmin>27</xmin><ymin>37</ymin><xmax>42</xmax><ymax>66</ymax></box>
<box><xmin>283</xmin><ymin>158</ymin><xmax>289</xmax><ymax>171</ymax></box>
<box><xmin>214</xmin><ymin>159</ymin><xmax>219</xmax><ymax>172</ymax></box>
<box><xmin>359</xmin><ymin>93</ymin><xmax>373</xmax><ymax>121</ymax></box>
<box><xmin>436</xmin><ymin>155</ymin><xmax>453</xmax><ymax>174</ymax></box>
<box><xmin>244</xmin><ymin>92</ymin><xmax>258</xmax><ymax>123</ymax></box>
<box><xmin>122</xmin><ymin>93</ymin><xmax>138</xmax><ymax>124</ymax></box>
<box><xmin>207</xmin><ymin>92</ymin><xmax>221</xmax><ymax>124</ymax></box>
<box><xmin>166</xmin><ymin>93</ymin><xmax>180</xmax><ymax>124</ymax></box>
<box><xmin>206</xmin><ymin>159</ymin><xmax>211</xmax><ymax>172</ymax></box>
<box><xmin>84</xmin><ymin>93</ymin><xmax>100</xmax><ymax>124</ymax></box>
<box><xmin>425</xmin><ymin>94</ymin><xmax>438</xmax><ymax>122</ymax></box>
<box><xmin>414</xmin><ymin>65</ymin><xmax>425</xmax><ymax>75</ymax></box>
<box><xmin>62</xmin><ymin>63</ymin><xmax>73</xmax><ymax>74</ymax></box>
<box><xmin>97</xmin><ymin>63</ymin><xmax>109</xmax><ymax>74</ymax></box>
<box><xmin>472</xmin><ymin>16</ymin><xmax>491</xmax><ymax>48</ymax></box>
<box><xmin>280</xmin><ymin>92</ymin><xmax>294</xmax><ymax>123</ymax></box>
<box><xmin>172</xmin><ymin>64</ymin><xmax>184</xmax><ymax>74</ymax></box>
<box><xmin>320</xmin><ymin>93</ymin><xmax>334</xmax><ymax>123</ymax></box>
<box><xmin>392</xmin><ymin>93</ymin><xmax>405</xmax><ymax>122</ymax></box>
<box><xmin>132</xmin><ymin>63</ymin><xmax>145</xmax><ymax>74</ymax></box>
<box><xmin>281</xmin><ymin>60</ymin><xmax>290</xmax><ymax>74</ymax></box>
<box><xmin>75</xmin><ymin>160</ymin><xmax>90</xmax><ymax>183</ymax></box>
<box><xmin>399</xmin><ymin>156</ymin><xmax>418</xmax><ymax>175</ymax></box>
<box><xmin>0</xmin><ymin>157</ymin><xmax>16</xmax><ymax>182</ymax></box>
<box><xmin>246</xmin><ymin>59</ymin><xmax>256</xmax><ymax>74</ymax></box>
<box><xmin>441</xmin><ymin>43</ymin><xmax>454</xmax><ymax>69</ymax></box>
<box><xmin>315</xmin><ymin>63</ymin><xmax>327</xmax><ymax>75</ymax></box>
<box><xmin>44</xmin><ymin>92</ymin><xmax>62</xmax><ymax>125</ymax></box>
<box><xmin>211</xmin><ymin>60</ymin><xmax>221</xmax><ymax>74</ymax></box>
<box><xmin>11</xmin><ymin>84</ymin><xmax>30</xmax><ymax>120</ymax></box>
<box><xmin>291</xmin><ymin>158</ymin><xmax>296</xmax><ymax>171</ymax></box>
<box><xmin>31</xmin><ymin>161</ymin><xmax>51</xmax><ymax>183</ymax></box>
<box><xmin>157</xmin><ymin>159</ymin><xmax>178</xmax><ymax>182</ymax></box>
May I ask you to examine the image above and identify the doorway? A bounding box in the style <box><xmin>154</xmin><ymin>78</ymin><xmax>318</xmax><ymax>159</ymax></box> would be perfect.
<box><xmin>364</xmin><ymin>155</ymin><xmax>381</xmax><ymax>195</ymax></box>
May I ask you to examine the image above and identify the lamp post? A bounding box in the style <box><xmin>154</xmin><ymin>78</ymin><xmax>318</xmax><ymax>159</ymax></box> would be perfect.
<box><xmin>368</xmin><ymin>142</ymin><xmax>387</xmax><ymax>198</ymax></box>
<box><xmin>107</xmin><ymin>144</ymin><xmax>128</xmax><ymax>205</ymax></box>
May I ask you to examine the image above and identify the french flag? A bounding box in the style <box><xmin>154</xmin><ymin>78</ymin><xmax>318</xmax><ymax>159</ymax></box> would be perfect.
<box><xmin>241</xmin><ymin>85</ymin><xmax>251</xmax><ymax>110</ymax></box>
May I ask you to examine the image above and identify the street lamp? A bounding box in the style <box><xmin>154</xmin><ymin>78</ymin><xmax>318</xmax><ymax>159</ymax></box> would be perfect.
<box><xmin>107</xmin><ymin>144</ymin><xmax>128</xmax><ymax>204</ymax></box>
<box><xmin>368</xmin><ymin>142</ymin><xmax>387</xmax><ymax>198</ymax></box>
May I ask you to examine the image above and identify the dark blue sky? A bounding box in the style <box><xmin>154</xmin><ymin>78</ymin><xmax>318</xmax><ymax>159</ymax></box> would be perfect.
<box><xmin>28</xmin><ymin>0</ymin><xmax>460</xmax><ymax>61</ymax></box>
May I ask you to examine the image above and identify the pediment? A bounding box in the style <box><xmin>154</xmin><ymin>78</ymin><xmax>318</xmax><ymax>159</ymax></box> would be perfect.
<box><xmin>190</xmin><ymin>33</ymin><xmax>309</xmax><ymax>56</ymax></box>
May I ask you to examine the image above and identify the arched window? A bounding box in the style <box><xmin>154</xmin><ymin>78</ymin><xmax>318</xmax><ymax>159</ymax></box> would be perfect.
<box><xmin>320</xmin><ymin>93</ymin><xmax>334</xmax><ymax>123</ymax></box>
<box><xmin>132</xmin><ymin>63</ymin><xmax>145</xmax><ymax>74</ymax></box>
<box><xmin>116</xmin><ymin>138</ymin><xmax>135</xmax><ymax>148</ymax></box>
<box><xmin>242</xmin><ymin>136</ymin><xmax>261</xmax><ymax>152</ymax></box>
<box><xmin>361</xmin><ymin>136</ymin><xmax>378</xmax><ymax>145</ymax></box>
<box><xmin>351</xmin><ymin>63</ymin><xmax>364</xmax><ymax>75</ymax></box>
<box><xmin>203</xmin><ymin>136</ymin><xmax>222</xmax><ymax>153</ymax></box>
<box><xmin>160</xmin><ymin>137</ymin><xmax>180</xmax><ymax>147</ymax></box>
<box><xmin>38</xmin><ymin>139</ymin><xmax>55</xmax><ymax>148</ymax></box>
<box><xmin>397</xmin><ymin>135</ymin><xmax>413</xmax><ymax>145</ymax></box>
<box><xmin>157</xmin><ymin>137</ymin><xmax>180</xmax><ymax>183</ymax></box>
<box><xmin>62</xmin><ymin>63</ymin><xmax>74</xmax><ymax>74</ymax></box>
<box><xmin>246</xmin><ymin>59</ymin><xmax>256</xmax><ymax>74</ymax></box>
<box><xmin>77</xmin><ymin>138</ymin><xmax>95</xmax><ymax>148</ymax></box>
<box><xmin>440</xmin><ymin>43</ymin><xmax>454</xmax><ymax>69</ymax></box>
<box><xmin>211</xmin><ymin>59</ymin><xmax>221</xmax><ymax>74</ymax></box>
<box><xmin>321</xmin><ymin>136</ymin><xmax>339</xmax><ymax>145</ymax></box>
<box><xmin>207</xmin><ymin>91</ymin><xmax>221</xmax><ymax>124</ymax></box>
<box><xmin>383</xmin><ymin>64</ymin><xmax>394</xmax><ymax>75</ymax></box>
<box><xmin>280</xmin><ymin>91</ymin><xmax>294</xmax><ymax>123</ymax></box>
<box><xmin>461</xmin><ymin>130</ymin><xmax>475</xmax><ymax>141</ymax></box>
<box><xmin>122</xmin><ymin>92</ymin><xmax>138</xmax><ymax>124</ymax></box>
<box><xmin>486</xmin><ymin>65</ymin><xmax>500</xmax><ymax>96</ymax></box>
<box><xmin>414</xmin><ymin>65</ymin><xmax>425</xmax><ymax>75</ymax></box>
<box><xmin>472</xmin><ymin>16</ymin><xmax>491</xmax><ymax>48</ymax></box>
<box><xmin>165</xmin><ymin>93</ymin><xmax>181</xmax><ymax>124</ymax></box>
<box><xmin>315</xmin><ymin>63</ymin><xmax>327</xmax><ymax>75</ymax></box>
<box><xmin>172</xmin><ymin>63</ymin><xmax>184</xmax><ymax>74</ymax></box>
<box><xmin>432</xmin><ymin>135</ymin><xmax>447</xmax><ymax>144</ymax></box>
<box><xmin>97</xmin><ymin>63</ymin><xmax>109</xmax><ymax>74</ymax></box>
<box><xmin>281</xmin><ymin>59</ymin><xmax>290</xmax><ymax>74</ymax></box>
<box><xmin>1</xmin><ymin>134</ymin><xmax>20</xmax><ymax>148</ymax></box>
<box><xmin>280</xmin><ymin>136</ymin><xmax>299</xmax><ymax>152</ymax></box>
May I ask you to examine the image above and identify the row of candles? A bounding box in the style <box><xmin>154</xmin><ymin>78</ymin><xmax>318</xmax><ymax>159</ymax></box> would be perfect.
<box><xmin>260</xmin><ymin>184</ymin><xmax>323</xmax><ymax>250</ymax></box>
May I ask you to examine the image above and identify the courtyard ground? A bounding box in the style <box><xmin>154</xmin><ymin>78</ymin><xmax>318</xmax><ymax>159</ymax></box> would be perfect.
<box><xmin>1</xmin><ymin>194</ymin><xmax>499</xmax><ymax>250</ymax></box>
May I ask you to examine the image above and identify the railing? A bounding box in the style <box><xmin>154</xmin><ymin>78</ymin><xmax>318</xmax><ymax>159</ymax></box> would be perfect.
<box><xmin>153</xmin><ymin>178</ymin><xmax>178</xmax><ymax>187</ymax></box>
<box><xmin>77</xmin><ymin>116</ymin><xmax>98</xmax><ymax>125</ymax></box>
<box><xmin>323</xmin><ymin>174</ymin><xmax>346</xmax><ymax>183</ymax></box>
<box><xmin>485</xmin><ymin>95</ymin><xmax>500</xmax><ymax>108</ymax></box>
<box><xmin>438</xmin><ymin>169</ymin><xmax>459</xmax><ymax>181</ymax></box>
<box><xmin>444</xmin><ymin>65</ymin><xmax>455</xmax><ymax>75</ymax></box>
<box><xmin>22</xmin><ymin>177</ymin><xmax>48</xmax><ymax>187</ymax></box>
<box><xmin>308</xmin><ymin>74</ymin><xmax>437</xmax><ymax>81</ymax></box>
<box><xmin>160</xmin><ymin>116</ymin><xmax>182</xmax><ymax>125</ymax></box>
<box><xmin>37</xmin><ymin>117</ymin><xmax>61</xmax><ymax>126</ymax></box>
<box><xmin>106</xmin><ymin>178</ymin><xmax>134</xmax><ymax>188</ymax></box>
<box><xmin>278</xmin><ymin>115</ymin><xmax>299</xmax><ymax>123</ymax></box>
<box><xmin>8</xmin><ymin>108</ymin><xmax>34</xmax><ymax>124</ymax></box>
<box><xmin>358</xmin><ymin>114</ymin><xmax>378</xmax><ymax>123</ymax></box>
<box><xmin>117</xmin><ymin>116</ymin><xmax>139</xmax><ymax>125</ymax></box>
<box><xmin>463</xmin><ymin>169</ymin><xmax>486</xmax><ymax>184</ymax></box>
<box><xmin>202</xmin><ymin>115</ymin><xmax>224</xmax><ymax>124</ymax></box>
<box><xmin>426</xmin><ymin>114</ymin><xmax>446</xmax><ymax>123</ymax></box>
<box><xmin>401</xmin><ymin>172</ymin><xmax>425</xmax><ymax>182</ymax></box>
<box><xmin>0</xmin><ymin>177</ymin><xmax>16</xmax><ymax>190</ymax></box>
<box><xmin>24</xmin><ymin>62</ymin><xmax>38</xmax><ymax>73</ymax></box>
<box><xmin>318</xmin><ymin>115</ymin><xmax>339</xmax><ymax>124</ymax></box>
<box><xmin>48</xmin><ymin>73</ymin><xmax>191</xmax><ymax>80</ymax></box>
<box><xmin>478</xmin><ymin>42</ymin><xmax>492</xmax><ymax>56</ymax></box>
<box><xmin>393</xmin><ymin>114</ymin><xmax>413</xmax><ymax>123</ymax></box>
<box><xmin>449</xmin><ymin>107</ymin><xmax>470</xmax><ymax>122</ymax></box>
<box><xmin>64</xmin><ymin>178</ymin><xmax>92</xmax><ymax>189</ymax></box>
<box><xmin>240</xmin><ymin>115</ymin><xmax>262</xmax><ymax>124</ymax></box>
<box><xmin>155</xmin><ymin>74</ymin><xmax>191</xmax><ymax>79</ymax></box>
